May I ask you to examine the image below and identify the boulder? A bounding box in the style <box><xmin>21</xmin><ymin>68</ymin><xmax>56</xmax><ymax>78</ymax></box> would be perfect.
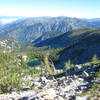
<box><xmin>74</xmin><ymin>65</ymin><xmax>82</xmax><ymax>73</ymax></box>
<box><xmin>40</xmin><ymin>77</ymin><xmax>48</xmax><ymax>84</ymax></box>
<box><xmin>22</xmin><ymin>55</ymin><xmax>27</xmax><ymax>61</ymax></box>
<box><xmin>57</xmin><ymin>96</ymin><xmax>64</xmax><ymax>100</ymax></box>
<box><xmin>34</xmin><ymin>81</ymin><xmax>41</xmax><ymax>86</ymax></box>
<box><xmin>69</xmin><ymin>95</ymin><xmax>76</xmax><ymax>100</ymax></box>
<box><xmin>82</xmin><ymin>71</ymin><xmax>89</xmax><ymax>78</ymax></box>
<box><xmin>82</xmin><ymin>68</ymin><xmax>95</xmax><ymax>78</ymax></box>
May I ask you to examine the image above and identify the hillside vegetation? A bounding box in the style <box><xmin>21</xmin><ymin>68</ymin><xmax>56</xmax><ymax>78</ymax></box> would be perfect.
<box><xmin>58</xmin><ymin>29</ymin><xmax>100</xmax><ymax>65</ymax></box>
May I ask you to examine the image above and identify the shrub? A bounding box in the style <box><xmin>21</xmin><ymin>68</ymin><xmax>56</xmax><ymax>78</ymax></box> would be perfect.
<box><xmin>63</xmin><ymin>59</ymin><xmax>74</xmax><ymax>72</ymax></box>
<box><xmin>0</xmin><ymin>74</ymin><xmax>22</xmax><ymax>94</ymax></box>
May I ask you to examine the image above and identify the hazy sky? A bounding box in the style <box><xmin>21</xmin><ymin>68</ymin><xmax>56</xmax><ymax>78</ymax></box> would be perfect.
<box><xmin>0</xmin><ymin>0</ymin><xmax>100</xmax><ymax>18</ymax></box>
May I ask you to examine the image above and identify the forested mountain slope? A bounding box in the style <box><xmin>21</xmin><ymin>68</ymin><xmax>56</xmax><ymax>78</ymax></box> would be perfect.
<box><xmin>57</xmin><ymin>29</ymin><xmax>100</xmax><ymax>67</ymax></box>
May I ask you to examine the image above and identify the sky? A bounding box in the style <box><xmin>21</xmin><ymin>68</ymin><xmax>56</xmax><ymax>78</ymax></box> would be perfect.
<box><xmin>0</xmin><ymin>0</ymin><xmax>100</xmax><ymax>18</ymax></box>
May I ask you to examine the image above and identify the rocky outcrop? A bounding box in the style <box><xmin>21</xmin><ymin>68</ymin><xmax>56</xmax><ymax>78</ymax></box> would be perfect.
<box><xmin>0</xmin><ymin>75</ymin><xmax>91</xmax><ymax>100</ymax></box>
<box><xmin>0</xmin><ymin>63</ymin><xmax>99</xmax><ymax>100</ymax></box>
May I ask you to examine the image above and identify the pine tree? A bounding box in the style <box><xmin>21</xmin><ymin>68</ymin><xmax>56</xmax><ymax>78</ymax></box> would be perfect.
<box><xmin>63</xmin><ymin>59</ymin><xmax>74</xmax><ymax>72</ymax></box>
<box><xmin>91</xmin><ymin>54</ymin><xmax>98</xmax><ymax>63</ymax></box>
<box><xmin>44</xmin><ymin>56</ymin><xmax>53</xmax><ymax>75</ymax></box>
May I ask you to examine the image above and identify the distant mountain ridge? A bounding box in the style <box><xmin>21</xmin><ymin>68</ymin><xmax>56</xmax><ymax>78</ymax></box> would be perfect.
<box><xmin>0</xmin><ymin>16</ymin><xmax>100</xmax><ymax>43</ymax></box>
<box><xmin>0</xmin><ymin>16</ymin><xmax>27</xmax><ymax>29</ymax></box>
<box><xmin>34</xmin><ymin>28</ymin><xmax>100</xmax><ymax>48</ymax></box>
<box><xmin>82</xmin><ymin>18</ymin><xmax>100</xmax><ymax>22</ymax></box>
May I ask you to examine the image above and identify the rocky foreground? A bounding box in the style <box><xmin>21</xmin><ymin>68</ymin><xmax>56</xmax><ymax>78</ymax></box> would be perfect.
<box><xmin>0</xmin><ymin>74</ymin><xmax>94</xmax><ymax>100</ymax></box>
<box><xmin>0</xmin><ymin>63</ymin><xmax>100</xmax><ymax>100</ymax></box>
